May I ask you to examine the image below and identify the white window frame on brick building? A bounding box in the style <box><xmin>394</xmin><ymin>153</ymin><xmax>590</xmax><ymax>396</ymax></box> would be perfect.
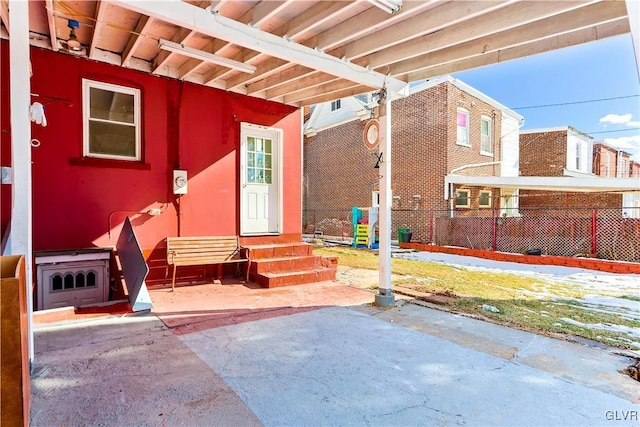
<box><xmin>575</xmin><ymin>140</ymin><xmax>582</xmax><ymax>171</ymax></box>
<box><xmin>455</xmin><ymin>189</ymin><xmax>470</xmax><ymax>208</ymax></box>
<box><xmin>82</xmin><ymin>79</ymin><xmax>141</xmax><ymax>161</ymax></box>
<box><xmin>619</xmin><ymin>158</ymin><xmax>627</xmax><ymax>178</ymax></box>
<box><xmin>480</xmin><ymin>116</ymin><xmax>492</xmax><ymax>156</ymax></box>
<box><xmin>456</xmin><ymin>108</ymin><xmax>470</xmax><ymax>147</ymax></box>
<box><xmin>605</xmin><ymin>151</ymin><xmax>611</xmax><ymax>177</ymax></box>
<box><xmin>478</xmin><ymin>190</ymin><xmax>492</xmax><ymax>208</ymax></box>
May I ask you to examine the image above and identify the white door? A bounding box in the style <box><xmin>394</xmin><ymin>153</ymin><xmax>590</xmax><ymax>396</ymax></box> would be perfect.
<box><xmin>240</xmin><ymin>123</ymin><xmax>282</xmax><ymax>235</ymax></box>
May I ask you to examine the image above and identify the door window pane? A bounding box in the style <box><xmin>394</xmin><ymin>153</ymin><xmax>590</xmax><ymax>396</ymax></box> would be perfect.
<box><xmin>246</xmin><ymin>136</ymin><xmax>273</xmax><ymax>184</ymax></box>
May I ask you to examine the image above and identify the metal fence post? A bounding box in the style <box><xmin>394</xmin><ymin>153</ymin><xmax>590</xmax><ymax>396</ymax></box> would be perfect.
<box><xmin>492</xmin><ymin>208</ymin><xmax>498</xmax><ymax>251</ymax></box>
<box><xmin>592</xmin><ymin>208</ymin><xmax>597</xmax><ymax>255</ymax></box>
<box><xmin>429</xmin><ymin>210</ymin><xmax>433</xmax><ymax>244</ymax></box>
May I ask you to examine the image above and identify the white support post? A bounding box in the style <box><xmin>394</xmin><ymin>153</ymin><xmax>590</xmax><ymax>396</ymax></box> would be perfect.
<box><xmin>375</xmin><ymin>94</ymin><xmax>394</xmax><ymax>307</ymax></box>
<box><xmin>8</xmin><ymin>0</ymin><xmax>34</xmax><ymax>362</ymax></box>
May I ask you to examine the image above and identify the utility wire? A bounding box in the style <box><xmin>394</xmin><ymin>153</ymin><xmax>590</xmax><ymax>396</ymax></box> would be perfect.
<box><xmin>586</xmin><ymin>127</ymin><xmax>640</xmax><ymax>135</ymax></box>
<box><xmin>511</xmin><ymin>94</ymin><xmax>640</xmax><ymax>110</ymax></box>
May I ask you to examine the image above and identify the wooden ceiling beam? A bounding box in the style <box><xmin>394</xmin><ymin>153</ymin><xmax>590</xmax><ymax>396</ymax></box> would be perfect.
<box><xmin>267</xmin><ymin>73</ymin><xmax>341</xmax><ymax>101</ymax></box>
<box><xmin>402</xmin><ymin>18</ymin><xmax>630</xmax><ymax>82</ymax></box>
<box><xmin>115</xmin><ymin>0</ymin><xmax>408</xmax><ymax>94</ymax></box>
<box><xmin>179</xmin><ymin>0</ymin><xmax>290</xmax><ymax>82</ymax></box>
<box><xmin>296</xmin><ymin>84</ymin><xmax>373</xmax><ymax>107</ymax></box>
<box><xmin>89</xmin><ymin>0</ymin><xmax>108</xmax><ymax>58</ymax></box>
<box><xmin>364</xmin><ymin>0</ymin><xmax>596</xmax><ymax>69</ymax></box>
<box><xmin>389</xmin><ymin>1</ymin><xmax>628</xmax><ymax>77</ymax></box>
<box><xmin>276</xmin><ymin>76</ymin><xmax>351</xmax><ymax>104</ymax></box>
<box><xmin>248</xmin><ymin>64</ymin><xmax>319</xmax><ymax>94</ymax></box>
<box><xmin>44</xmin><ymin>0</ymin><xmax>58</xmax><ymax>51</ymax></box>
<box><xmin>208</xmin><ymin>1</ymin><xmax>353</xmax><ymax>88</ymax></box>
<box><xmin>251</xmin><ymin>1</ymin><xmax>510</xmax><ymax>95</ymax></box>
<box><xmin>1</xmin><ymin>0</ymin><xmax>9</xmax><ymax>33</ymax></box>
<box><xmin>313</xmin><ymin>0</ymin><xmax>439</xmax><ymax>52</ymax></box>
<box><xmin>250</xmin><ymin>0</ymin><xmax>292</xmax><ymax>25</ymax></box>
<box><xmin>121</xmin><ymin>15</ymin><xmax>152</xmax><ymax>67</ymax></box>
<box><xmin>344</xmin><ymin>0</ymin><xmax>510</xmax><ymax>59</ymax></box>
<box><xmin>233</xmin><ymin>1</ymin><xmax>437</xmax><ymax>92</ymax></box>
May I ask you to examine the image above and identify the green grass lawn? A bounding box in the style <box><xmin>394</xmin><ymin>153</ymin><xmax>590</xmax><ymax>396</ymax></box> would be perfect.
<box><xmin>315</xmin><ymin>245</ymin><xmax>640</xmax><ymax>350</ymax></box>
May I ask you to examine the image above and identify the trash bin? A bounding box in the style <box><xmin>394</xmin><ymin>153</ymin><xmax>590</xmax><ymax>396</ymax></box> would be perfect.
<box><xmin>400</xmin><ymin>231</ymin><xmax>412</xmax><ymax>243</ymax></box>
<box><xmin>397</xmin><ymin>228</ymin><xmax>410</xmax><ymax>242</ymax></box>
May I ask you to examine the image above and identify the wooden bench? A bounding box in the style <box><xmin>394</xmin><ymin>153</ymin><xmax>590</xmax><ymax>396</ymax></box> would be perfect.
<box><xmin>166</xmin><ymin>236</ymin><xmax>249</xmax><ymax>291</ymax></box>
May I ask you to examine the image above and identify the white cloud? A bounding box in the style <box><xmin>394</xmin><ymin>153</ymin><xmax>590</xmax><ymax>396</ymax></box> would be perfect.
<box><xmin>600</xmin><ymin>113</ymin><xmax>633</xmax><ymax>125</ymax></box>
<box><xmin>603</xmin><ymin>135</ymin><xmax>640</xmax><ymax>161</ymax></box>
<box><xmin>628</xmin><ymin>121</ymin><xmax>640</xmax><ymax>127</ymax></box>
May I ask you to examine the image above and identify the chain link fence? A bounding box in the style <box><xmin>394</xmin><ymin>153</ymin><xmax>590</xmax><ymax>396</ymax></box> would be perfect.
<box><xmin>304</xmin><ymin>207</ymin><xmax>640</xmax><ymax>262</ymax></box>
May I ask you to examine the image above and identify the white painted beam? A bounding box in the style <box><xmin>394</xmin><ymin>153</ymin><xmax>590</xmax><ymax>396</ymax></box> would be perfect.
<box><xmin>444</xmin><ymin>175</ymin><xmax>640</xmax><ymax>199</ymax></box>
<box><xmin>625</xmin><ymin>0</ymin><xmax>640</xmax><ymax>79</ymax></box>
<box><xmin>112</xmin><ymin>0</ymin><xmax>408</xmax><ymax>95</ymax></box>
<box><xmin>8</xmin><ymin>0</ymin><xmax>34</xmax><ymax>362</ymax></box>
<box><xmin>208</xmin><ymin>1</ymin><xmax>350</xmax><ymax>89</ymax></box>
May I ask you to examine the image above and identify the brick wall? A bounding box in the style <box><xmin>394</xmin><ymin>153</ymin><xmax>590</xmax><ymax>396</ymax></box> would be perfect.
<box><xmin>520</xmin><ymin>130</ymin><xmax>567</xmax><ymax>177</ymax></box>
<box><xmin>446</xmin><ymin>84</ymin><xmax>502</xmax><ymax>176</ymax></box>
<box><xmin>519</xmin><ymin>191</ymin><xmax>623</xmax><ymax>211</ymax></box>
<box><xmin>303</xmin><ymin>81</ymin><xmax>508</xmax><ymax>237</ymax></box>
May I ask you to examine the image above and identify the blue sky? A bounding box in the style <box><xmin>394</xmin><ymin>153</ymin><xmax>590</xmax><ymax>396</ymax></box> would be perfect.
<box><xmin>452</xmin><ymin>34</ymin><xmax>640</xmax><ymax>162</ymax></box>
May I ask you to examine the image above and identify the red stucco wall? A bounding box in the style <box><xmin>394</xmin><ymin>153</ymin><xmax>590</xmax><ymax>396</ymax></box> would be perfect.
<box><xmin>1</xmin><ymin>42</ymin><xmax>301</xmax><ymax>253</ymax></box>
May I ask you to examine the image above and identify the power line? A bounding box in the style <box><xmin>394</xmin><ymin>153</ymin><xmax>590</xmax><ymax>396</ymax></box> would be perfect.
<box><xmin>586</xmin><ymin>127</ymin><xmax>640</xmax><ymax>135</ymax></box>
<box><xmin>511</xmin><ymin>94</ymin><xmax>640</xmax><ymax>110</ymax></box>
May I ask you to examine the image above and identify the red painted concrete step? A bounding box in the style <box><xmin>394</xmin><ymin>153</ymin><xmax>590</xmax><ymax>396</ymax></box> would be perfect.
<box><xmin>255</xmin><ymin>267</ymin><xmax>337</xmax><ymax>288</ymax></box>
<box><xmin>245</xmin><ymin>243</ymin><xmax>313</xmax><ymax>260</ymax></box>
<box><xmin>250</xmin><ymin>255</ymin><xmax>326</xmax><ymax>275</ymax></box>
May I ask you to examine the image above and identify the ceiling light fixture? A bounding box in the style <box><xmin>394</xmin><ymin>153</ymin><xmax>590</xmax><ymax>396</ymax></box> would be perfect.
<box><xmin>158</xmin><ymin>39</ymin><xmax>257</xmax><ymax>74</ymax></box>
<box><xmin>367</xmin><ymin>0</ymin><xmax>402</xmax><ymax>14</ymax></box>
<box><xmin>67</xmin><ymin>19</ymin><xmax>82</xmax><ymax>51</ymax></box>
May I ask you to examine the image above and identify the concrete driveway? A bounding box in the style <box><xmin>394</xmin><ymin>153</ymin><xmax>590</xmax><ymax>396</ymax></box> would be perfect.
<box><xmin>30</xmin><ymin>278</ymin><xmax>639</xmax><ymax>426</ymax></box>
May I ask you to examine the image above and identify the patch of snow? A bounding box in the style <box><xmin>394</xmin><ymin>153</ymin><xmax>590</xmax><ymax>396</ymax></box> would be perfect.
<box><xmin>560</xmin><ymin>318</ymin><xmax>640</xmax><ymax>340</ymax></box>
<box><xmin>393</xmin><ymin>250</ymin><xmax>640</xmax><ymax>348</ymax></box>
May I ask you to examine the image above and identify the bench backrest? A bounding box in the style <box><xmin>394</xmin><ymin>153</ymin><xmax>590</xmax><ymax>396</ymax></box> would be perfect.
<box><xmin>166</xmin><ymin>236</ymin><xmax>244</xmax><ymax>266</ymax></box>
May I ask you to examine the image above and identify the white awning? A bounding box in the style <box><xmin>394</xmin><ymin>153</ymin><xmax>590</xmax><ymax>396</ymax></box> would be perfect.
<box><xmin>444</xmin><ymin>175</ymin><xmax>640</xmax><ymax>199</ymax></box>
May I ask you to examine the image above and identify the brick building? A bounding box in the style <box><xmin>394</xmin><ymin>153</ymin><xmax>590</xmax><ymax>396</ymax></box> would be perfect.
<box><xmin>593</xmin><ymin>141</ymin><xmax>632</xmax><ymax>177</ymax></box>
<box><xmin>519</xmin><ymin>128</ymin><xmax>640</xmax><ymax>216</ymax></box>
<box><xmin>303</xmin><ymin>76</ymin><xmax>523</xmax><ymax>240</ymax></box>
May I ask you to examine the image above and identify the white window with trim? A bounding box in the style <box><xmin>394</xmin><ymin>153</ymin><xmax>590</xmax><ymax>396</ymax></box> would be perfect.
<box><xmin>455</xmin><ymin>189</ymin><xmax>470</xmax><ymax>208</ymax></box>
<box><xmin>480</xmin><ymin>116</ymin><xmax>492</xmax><ymax>155</ymax></box>
<box><xmin>83</xmin><ymin>79</ymin><xmax>141</xmax><ymax>161</ymax></box>
<box><xmin>619</xmin><ymin>159</ymin><xmax>627</xmax><ymax>178</ymax></box>
<box><xmin>456</xmin><ymin>108</ymin><xmax>470</xmax><ymax>147</ymax></box>
<box><xmin>605</xmin><ymin>151</ymin><xmax>611</xmax><ymax>177</ymax></box>
<box><xmin>478</xmin><ymin>190</ymin><xmax>492</xmax><ymax>208</ymax></box>
<box><xmin>575</xmin><ymin>140</ymin><xmax>582</xmax><ymax>171</ymax></box>
<box><xmin>330</xmin><ymin>99</ymin><xmax>341</xmax><ymax>111</ymax></box>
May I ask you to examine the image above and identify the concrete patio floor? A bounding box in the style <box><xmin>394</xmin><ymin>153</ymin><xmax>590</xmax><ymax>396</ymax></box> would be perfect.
<box><xmin>29</xmin><ymin>276</ymin><xmax>639</xmax><ymax>426</ymax></box>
